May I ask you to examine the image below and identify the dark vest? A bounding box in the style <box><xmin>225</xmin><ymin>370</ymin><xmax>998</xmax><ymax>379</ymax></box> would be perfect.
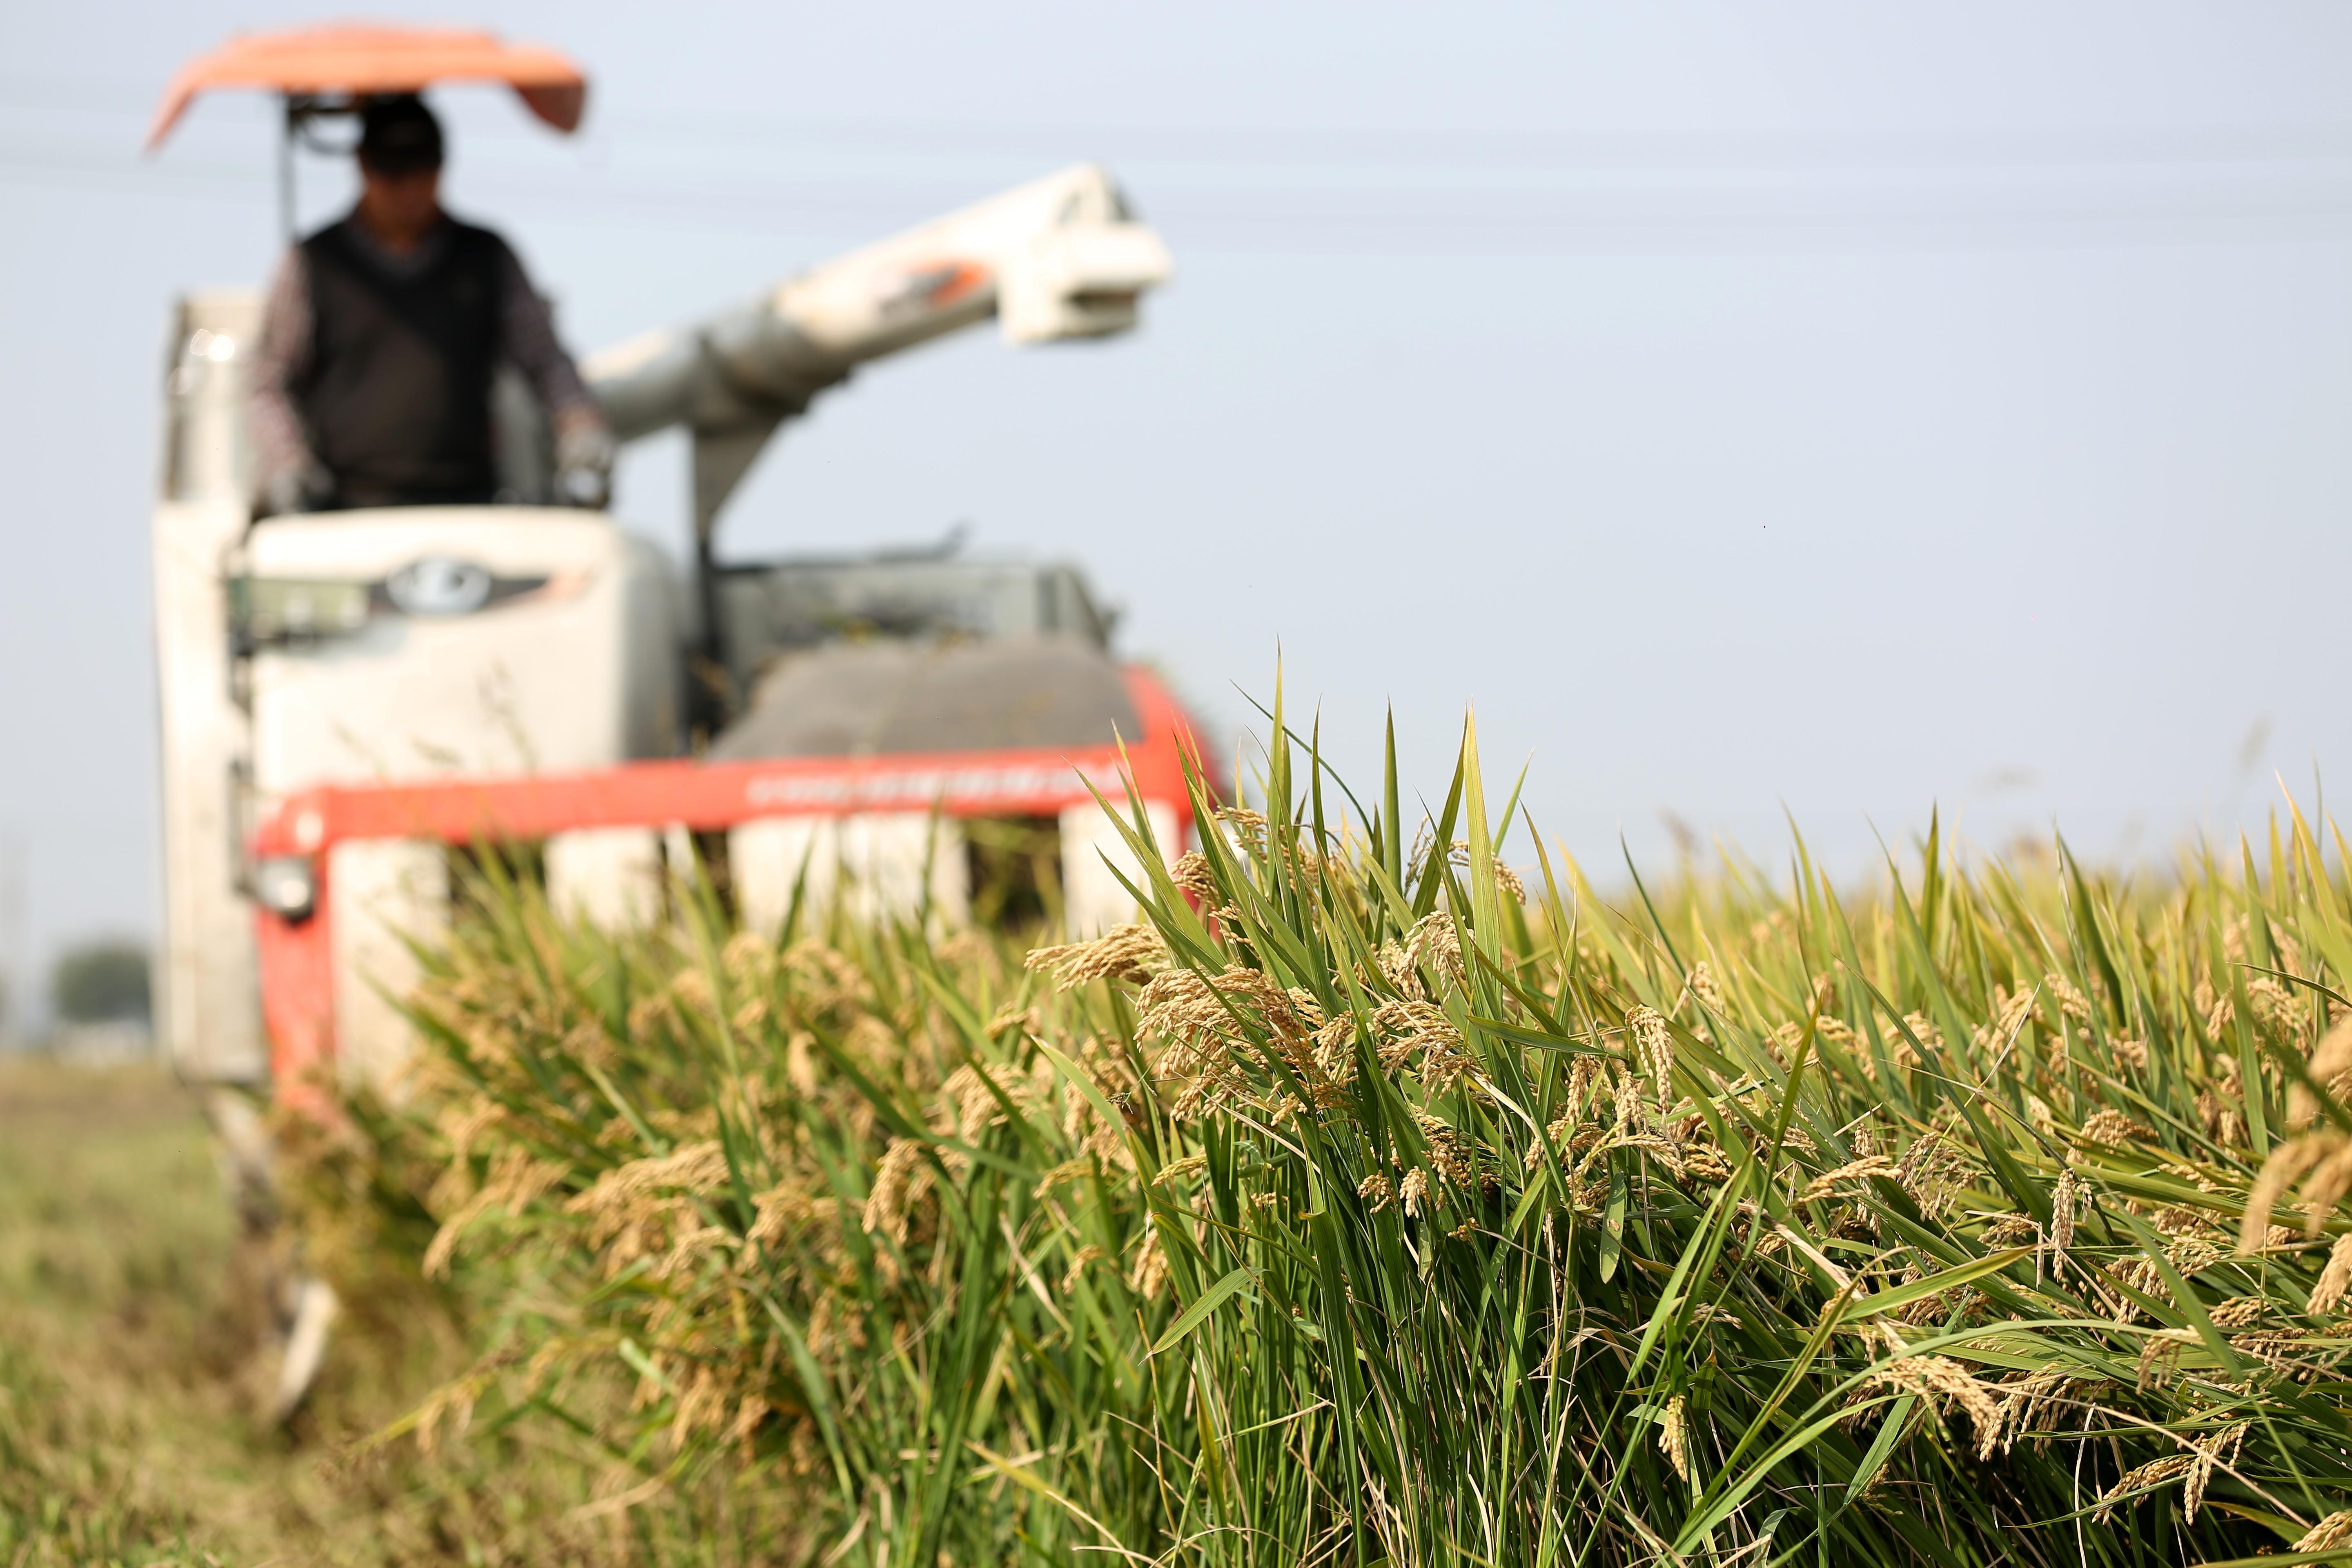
<box><xmin>295</xmin><ymin>217</ymin><xmax>508</xmax><ymax>508</ymax></box>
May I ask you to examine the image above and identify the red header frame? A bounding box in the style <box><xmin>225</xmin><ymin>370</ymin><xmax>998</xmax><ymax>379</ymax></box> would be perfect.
<box><xmin>251</xmin><ymin>666</ymin><xmax>1203</xmax><ymax>1102</ymax></box>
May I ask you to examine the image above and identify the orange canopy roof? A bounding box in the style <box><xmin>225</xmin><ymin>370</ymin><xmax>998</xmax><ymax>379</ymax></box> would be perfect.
<box><xmin>147</xmin><ymin>25</ymin><xmax>587</xmax><ymax>149</ymax></box>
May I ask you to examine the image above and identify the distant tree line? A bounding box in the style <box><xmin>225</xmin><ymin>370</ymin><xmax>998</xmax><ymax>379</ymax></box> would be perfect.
<box><xmin>50</xmin><ymin>940</ymin><xmax>151</xmax><ymax>1025</ymax></box>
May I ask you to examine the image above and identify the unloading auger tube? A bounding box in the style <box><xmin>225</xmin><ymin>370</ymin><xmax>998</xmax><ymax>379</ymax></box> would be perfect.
<box><xmin>585</xmin><ymin>163</ymin><xmax>1172</xmax><ymax>539</ymax></box>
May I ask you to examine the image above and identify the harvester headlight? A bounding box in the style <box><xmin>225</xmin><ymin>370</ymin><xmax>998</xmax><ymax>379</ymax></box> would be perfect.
<box><xmin>254</xmin><ymin>856</ymin><xmax>316</xmax><ymax>922</ymax></box>
<box><xmin>386</xmin><ymin>557</ymin><xmax>493</xmax><ymax>617</ymax></box>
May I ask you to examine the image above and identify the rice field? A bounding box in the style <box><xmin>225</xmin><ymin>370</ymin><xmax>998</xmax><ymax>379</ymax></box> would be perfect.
<box><xmin>343</xmin><ymin>707</ymin><xmax>2352</xmax><ymax>1567</ymax></box>
<box><xmin>17</xmin><ymin>703</ymin><xmax>2352</xmax><ymax>1565</ymax></box>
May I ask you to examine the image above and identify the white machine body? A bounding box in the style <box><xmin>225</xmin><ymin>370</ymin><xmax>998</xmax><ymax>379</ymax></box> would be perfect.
<box><xmin>154</xmin><ymin>292</ymin><xmax>267</xmax><ymax>1081</ymax></box>
<box><xmin>152</xmin><ymin>167</ymin><xmax>1176</xmax><ymax>1087</ymax></box>
<box><xmin>243</xmin><ymin>510</ymin><xmax>680</xmax><ymax>791</ymax></box>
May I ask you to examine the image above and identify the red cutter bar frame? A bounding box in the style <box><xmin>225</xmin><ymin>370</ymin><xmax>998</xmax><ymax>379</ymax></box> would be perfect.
<box><xmin>248</xmin><ymin>666</ymin><xmax>1200</xmax><ymax>1096</ymax></box>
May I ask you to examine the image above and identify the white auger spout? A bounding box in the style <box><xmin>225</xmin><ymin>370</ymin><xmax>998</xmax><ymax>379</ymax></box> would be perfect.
<box><xmin>582</xmin><ymin>164</ymin><xmax>1172</xmax><ymax>534</ymax></box>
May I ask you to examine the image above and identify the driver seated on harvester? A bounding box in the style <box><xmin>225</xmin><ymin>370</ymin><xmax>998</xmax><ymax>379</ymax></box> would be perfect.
<box><xmin>248</xmin><ymin>94</ymin><xmax>612</xmax><ymax>517</ymax></box>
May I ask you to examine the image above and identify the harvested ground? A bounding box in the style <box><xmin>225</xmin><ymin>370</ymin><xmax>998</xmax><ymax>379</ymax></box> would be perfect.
<box><xmin>0</xmin><ymin>1061</ymin><xmax>439</xmax><ymax>1567</ymax></box>
<box><xmin>0</xmin><ymin>1059</ymin><xmax>255</xmax><ymax>1564</ymax></box>
<box><xmin>0</xmin><ymin>1058</ymin><xmax>794</xmax><ymax>1568</ymax></box>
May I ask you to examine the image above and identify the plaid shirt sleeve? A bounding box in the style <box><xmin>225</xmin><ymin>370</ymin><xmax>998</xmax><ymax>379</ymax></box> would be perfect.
<box><xmin>498</xmin><ymin>244</ymin><xmax>604</xmax><ymax>435</ymax></box>
<box><xmin>247</xmin><ymin>245</ymin><xmax>317</xmax><ymax>494</ymax></box>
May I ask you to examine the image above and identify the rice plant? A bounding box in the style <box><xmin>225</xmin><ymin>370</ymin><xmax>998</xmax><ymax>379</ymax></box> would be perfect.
<box><xmin>372</xmin><ymin>704</ymin><xmax>2352</xmax><ymax>1566</ymax></box>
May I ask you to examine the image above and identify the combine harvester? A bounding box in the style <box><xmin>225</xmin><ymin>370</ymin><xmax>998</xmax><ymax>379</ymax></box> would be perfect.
<box><xmin>150</xmin><ymin>33</ymin><xmax>1197</xmax><ymax>1133</ymax></box>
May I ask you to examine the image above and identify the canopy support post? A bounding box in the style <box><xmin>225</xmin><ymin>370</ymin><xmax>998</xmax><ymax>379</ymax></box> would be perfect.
<box><xmin>277</xmin><ymin>97</ymin><xmax>298</xmax><ymax>243</ymax></box>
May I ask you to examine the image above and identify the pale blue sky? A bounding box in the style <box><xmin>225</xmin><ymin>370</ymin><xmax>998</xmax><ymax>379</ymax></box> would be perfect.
<box><xmin>3</xmin><ymin>2</ymin><xmax>2350</xmax><ymax>996</ymax></box>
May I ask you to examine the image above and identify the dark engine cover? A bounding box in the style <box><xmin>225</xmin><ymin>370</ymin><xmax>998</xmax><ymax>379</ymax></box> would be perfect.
<box><xmin>708</xmin><ymin>635</ymin><xmax>1140</xmax><ymax>760</ymax></box>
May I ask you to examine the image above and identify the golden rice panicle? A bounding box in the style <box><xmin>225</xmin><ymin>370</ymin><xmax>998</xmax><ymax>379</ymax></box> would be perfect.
<box><xmin>1796</xmin><ymin>1154</ymin><xmax>1903</xmax><ymax>1208</ymax></box>
<box><xmin>1374</xmin><ymin>938</ymin><xmax>1427</xmax><ymax>1002</ymax></box>
<box><xmin>1988</xmin><ymin>1370</ymin><xmax>2069</xmax><ymax>1457</ymax></box>
<box><xmin>2312</xmin><ymin>1232</ymin><xmax>2352</xmax><ymax>1314</ymax></box>
<box><xmin>1025</xmin><ymin>923</ymin><xmax>1166</xmax><ymax>988</ymax></box>
<box><xmin>1863</xmin><ymin>1356</ymin><xmax>2003</xmax><ymax>1461</ymax></box>
<box><xmin>1171</xmin><ymin>849</ymin><xmax>1219</xmax><ymax>902</ymax></box>
<box><xmin>1657</xmin><ymin>1394</ymin><xmax>1689</xmax><ymax>1483</ymax></box>
<box><xmin>1627</xmin><ymin>1005</ymin><xmax>1673</xmax><ymax>1100</ymax></box>
<box><xmin>566</xmin><ymin>1140</ymin><xmax>731</xmax><ymax>1216</ymax></box>
<box><xmin>2289</xmin><ymin>1016</ymin><xmax>2352</xmax><ymax>1129</ymax></box>
<box><xmin>2242</xmin><ymin>1133</ymin><xmax>2352</xmax><ymax>1250</ymax></box>
<box><xmin>2075</xmin><ymin>1108</ymin><xmax>2151</xmax><ymax>1151</ymax></box>
<box><xmin>2206</xmin><ymin>1295</ymin><xmax>2267</xmax><ymax>1329</ymax></box>
<box><xmin>943</xmin><ymin>1061</ymin><xmax>1036</xmax><ymax>1145</ymax></box>
<box><xmin>2050</xmin><ymin>1169</ymin><xmax>2079</xmax><ymax>1279</ymax></box>
<box><xmin>2297</xmin><ymin>1511</ymin><xmax>2352</xmax><ymax>1552</ymax></box>
<box><xmin>1154</xmin><ymin>1153</ymin><xmax>1207</xmax><ymax>1188</ymax></box>
<box><xmin>1127</xmin><ymin>1221</ymin><xmax>1169</xmax><ymax>1300</ymax></box>
<box><xmin>1136</xmin><ymin>966</ymin><xmax>1226</xmax><ymax>1061</ymax></box>
<box><xmin>423</xmin><ymin>1146</ymin><xmax>570</xmax><ymax>1280</ymax></box>
<box><xmin>1215</xmin><ymin>805</ymin><xmax>1269</xmax><ymax>854</ymax></box>
<box><xmin>745</xmin><ymin>1181</ymin><xmax>837</xmax><ymax>1257</ymax></box>
<box><xmin>2093</xmin><ymin>1454</ymin><xmax>2197</xmax><ymax>1522</ymax></box>
<box><xmin>1398</xmin><ymin>1167</ymin><xmax>1432</xmax><ymax>1218</ymax></box>
<box><xmin>1403</xmin><ymin>910</ymin><xmax>1466</xmax><ymax>991</ymax></box>
<box><xmin>1976</xmin><ymin>984</ymin><xmax>2035</xmax><ymax>1051</ymax></box>
<box><xmin>2184</xmin><ymin>1425</ymin><xmax>2248</xmax><ymax>1523</ymax></box>
<box><xmin>862</xmin><ymin>1137</ymin><xmax>929</xmax><ymax>1247</ymax></box>
<box><xmin>2040</xmin><ymin>972</ymin><xmax>2091</xmax><ymax>1025</ymax></box>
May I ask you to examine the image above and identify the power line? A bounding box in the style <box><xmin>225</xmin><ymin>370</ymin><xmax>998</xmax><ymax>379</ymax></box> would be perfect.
<box><xmin>8</xmin><ymin>123</ymin><xmax>2352</xmax><ymax>257</ymax></box>
<box><xmin>15</xmin><ymin>71</ymin><xmax>2352</xmax><ymax>178</ymax></box>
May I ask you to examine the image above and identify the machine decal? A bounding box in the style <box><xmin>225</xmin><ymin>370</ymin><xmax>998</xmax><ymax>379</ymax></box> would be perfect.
<box><xmin>744</xmin><ymin>762</ymin><xmax>1080</xmax><ymax>810</ymax></box>
<box><xmin>875</xmin><ymin>260</ymin><xmax>991</xmax><ymax>319</ymax></box>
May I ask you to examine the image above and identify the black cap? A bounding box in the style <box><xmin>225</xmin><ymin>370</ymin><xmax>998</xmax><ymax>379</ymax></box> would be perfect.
<box><xmin>357</xmin><ymin>95</ymin><xmax>443</xmax><ymax>176</ymax></box>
